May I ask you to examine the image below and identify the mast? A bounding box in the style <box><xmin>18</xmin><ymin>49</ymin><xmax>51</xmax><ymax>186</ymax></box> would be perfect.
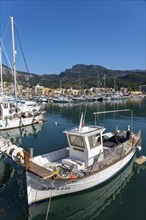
<box><xmin>98</xmin><ymin>74</ymin><xmax>100</xmax><ymax>89</ymax></box>
<box><xmin>0</xmin><ymin>46</ymin><xmax>4</xmax><ymax>96</ymax></box>
<box><xmin>114</xmin><ymin>76</ymin><xmax>116</xmax><ymax>92</ymax></box>
<box><xmin>10</xmin><ymin>16</ymin><xmax>17</xmax><ymax>101</ymax></box>
<box><xmin>60</xmin><ymin>79</ymin><xmax>62</xmax><ymax>89</ymax></box>
<box><xmin>79</xmin><ymin>75</ymin><xmax>81</xmax><ymax>92</ymax></box>
<box><xmin>103</xmin><ymin>74</ymin><xmax>106</xmax><ymax>93</ymax></box>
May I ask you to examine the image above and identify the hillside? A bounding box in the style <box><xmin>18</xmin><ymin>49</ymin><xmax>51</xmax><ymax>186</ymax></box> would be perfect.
<box><xmin>2</xmin><ymin>64</ymin><xmax>146</xmax><ymax>91</ymax></box>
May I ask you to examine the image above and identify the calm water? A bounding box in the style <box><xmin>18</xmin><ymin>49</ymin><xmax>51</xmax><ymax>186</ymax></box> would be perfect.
<box><xmin>0</xmin><ymin>97</ymin><xmax>146</xmax><ymax>220</ymax></box>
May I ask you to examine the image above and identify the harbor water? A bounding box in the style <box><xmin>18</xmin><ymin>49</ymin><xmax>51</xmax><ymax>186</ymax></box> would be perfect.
<box><xmin>0</xmin><ymin>97</ymin><xmax>146</xmax><ymax>220</ymax></box>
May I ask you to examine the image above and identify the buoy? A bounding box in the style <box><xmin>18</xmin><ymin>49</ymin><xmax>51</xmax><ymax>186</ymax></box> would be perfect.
<box><xmin>136</xmin><ymin>146</ymin><xmax>142</xmax><ymax>151</ymax></box>
<box><xmin>135</xmin><ymin>156</ymin><xmax>146</xmax><ymax>165</ymax></box>
<box><xmin>12</xmin><ymin>147</ymin><xmax>24</xmax><ymax>164</ymax></box>
<box><xmin>70</xmin><ymin>173</ymin><xmax>77</xmax><ymax>179</ymax></box>
<box><xmin>6</xmin><ymin>145</ymin><xmax>18</xmax><ymax>156</ymax></box>
<box><xmin>55</xmin><ymin>121</ymin><xmax>60</xmax><ymax>126</ymax></box>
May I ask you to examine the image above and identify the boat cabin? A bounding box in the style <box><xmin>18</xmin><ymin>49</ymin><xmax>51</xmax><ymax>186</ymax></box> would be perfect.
<box><xmin>64</xmin><ymin>125</ymin><xmax>106</xmax><ymax>167</ymax></box>
<box><xmin>0</xmin><ymin>101</ymin><xmax>17</xmax><ymax>119</ymax></box>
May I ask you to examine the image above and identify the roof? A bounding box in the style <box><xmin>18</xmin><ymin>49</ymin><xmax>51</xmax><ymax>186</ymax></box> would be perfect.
<box><xmin>64</xmin><ymin>125</ymin><xmax>105</xmax><ymax>136</ymax></box>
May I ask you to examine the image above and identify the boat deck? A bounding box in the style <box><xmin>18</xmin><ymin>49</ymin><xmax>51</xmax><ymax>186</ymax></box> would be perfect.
<box><xmin>28</xmin><ymin>161</ymin><xmax>54</xmax><ymax>179</ymax></box>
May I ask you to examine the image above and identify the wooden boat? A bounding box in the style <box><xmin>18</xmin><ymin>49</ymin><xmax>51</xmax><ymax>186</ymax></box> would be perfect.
<box><xmin>29</xmin><ymin>156</ymin><xmax>136</xmax><ymax>219</ymax></box>
<box><xmin>0</xmin><ymin>109</ymin><xmax>141</xmax><ymax>206</ymax></box>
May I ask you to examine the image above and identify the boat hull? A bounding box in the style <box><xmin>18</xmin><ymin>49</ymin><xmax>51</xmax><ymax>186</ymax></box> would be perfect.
<box><xmin>27</xmin><ymin>149</ymin><xmax>135</xmax><ymax>205</ymax></box>
<box><xmin>0</xmin><ymin>114</ymin><xmax>44</xmax><ymax>131</ymax></box>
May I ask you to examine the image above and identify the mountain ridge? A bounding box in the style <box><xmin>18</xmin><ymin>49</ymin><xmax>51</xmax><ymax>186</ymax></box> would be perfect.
<box><xmin>2</xmin><ymin>64</ymin><xmax>146</xmax><ymax>90</ymax></box>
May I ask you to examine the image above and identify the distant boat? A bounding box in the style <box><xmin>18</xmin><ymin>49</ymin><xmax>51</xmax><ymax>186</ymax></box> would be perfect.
<box><xmin>110</xmin><ymin>92</ymin><xmax>122</xmax><ymax>100</ymax></box>
<box><xmin>0</xmin><ymin>109</ymin><xmax>141</xmax><ymax>205</ymax></box>
<box><xmin>53</xmin><ymin>96</ymin><xmax>72</xmax><ymax>103</ymax></box>
<box><xmin>16</xmin><ymin>99</ymin><xmax>41</xmax><ymax>112</ymax></box>
<box><xmin>37</xmin><ymin>96</ymin><xmax>48</xmax><ymax>103</ymax></box>
<box><xmin>72</xmin><ymin>95</ymin><xmax>87</xmax><ymax>102</ymax></box>
<box><xmin>93</xmin><ymin>95</ymin><xmax>103</xmax><ymax>102</ymax></box>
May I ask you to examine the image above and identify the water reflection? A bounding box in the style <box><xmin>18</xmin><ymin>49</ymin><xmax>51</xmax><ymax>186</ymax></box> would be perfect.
<box><xmin>0</xmin><ymin>123</ymin><xmax>44</xmax><ymax>145</ymax></box>
<box><xmin>29</xmin><ymin>158</ymin><xmax>137</xmax><ymax>220</ymax></box>
<box><xmin>0</xmin><ymin>97</ymin><xmax>145</xmax><ymax>220</ymax></box>
<box><xmin>0</xmin><ymin>156</ymin><xmax>28</xmax><ymax>220</ymax></box>
<box><xmin>0</xmin><ymin>157</ymin><xmax>13</xmax><ymax>188</ymax></box>
<box><xmin>45</xmin><ymin>97</ymin><xmax>146</xmax><ymax>125</ymax></box>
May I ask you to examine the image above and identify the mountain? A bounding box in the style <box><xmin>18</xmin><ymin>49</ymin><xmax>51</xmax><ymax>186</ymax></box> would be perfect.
<box><xmin>2</xmin><ymin>64</ymin><xmax>146</xmax><ymax>90</ymax></box>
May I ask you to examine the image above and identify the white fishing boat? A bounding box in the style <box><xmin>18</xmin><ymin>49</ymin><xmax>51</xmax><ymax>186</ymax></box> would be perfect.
<box><xmin>29</xmin><ymin>156</ymin><xmax>137</xmax><ymax>219</ymax></box>
<box><xmin>0</xmin><ymin>109</ymin><xmax>141</xmax><ymax>206</ymax></box>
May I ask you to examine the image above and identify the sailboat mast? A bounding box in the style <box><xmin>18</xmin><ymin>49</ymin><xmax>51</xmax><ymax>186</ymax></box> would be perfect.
<box><xmin>0</xmin><ymin>46</ymin><xmax>4</xmax><ymax>96</ymax></box>
<box><xmin>79</xmin><ymin>75</ymin><xmax>81</xmax><ymax>90</ymax></box>
<box><xmin>103</xmin><ymin>74</ymin><xmax>106</xmax><ymax>93</ymax></box>
<box><xmin>10</xmin><ymin>16</ymin><xmax>17</xmax><ymax>101</ymax></box>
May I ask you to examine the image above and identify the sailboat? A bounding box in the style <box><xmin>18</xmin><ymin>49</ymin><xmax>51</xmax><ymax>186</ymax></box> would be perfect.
<box><xmin>0</xmin><ymin>17</ymin><xmax>45</xmax><ymax>130</ymax></box>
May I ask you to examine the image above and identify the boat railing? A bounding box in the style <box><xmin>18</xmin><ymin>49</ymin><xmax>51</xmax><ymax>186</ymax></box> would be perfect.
<box><xmin>129</xmin><ymin>130</ymin><xmax>141</xmax><ymax>145</ymax></box>
<box><xmin>92</xmin><ymin>140</ymin><xmax>135</xmax><ymax>172</ymax></box>
<box><xmin>104</xmin><ymin>140</ymin><xmax>133</xmax><ymax>157</ymax></box>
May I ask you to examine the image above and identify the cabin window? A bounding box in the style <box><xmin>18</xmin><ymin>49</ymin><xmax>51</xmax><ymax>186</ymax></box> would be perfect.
<box><xmin>88</xmin><ymin>134</ymin><xmax>101</xmax><ymax>149</ymax></box>
<box><xmin>10</xmin><ymin>103</ymin><xmax>14</xmax><ymax>108</ymax></box>
<box><xmin>69</xmin><ymin>135</ymin><xmax>84</xmax><ymax>148</ymax></box>
<box><xmin>4</xmin><ymin>103</ymin><xmax>8</xmax><ymax>108</ymax></box>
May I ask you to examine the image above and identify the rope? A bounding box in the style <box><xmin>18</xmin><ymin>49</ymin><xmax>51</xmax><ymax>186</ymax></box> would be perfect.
<box><xmin>0</xmin><ymin>39</ymin><xmax>14</xmax><ymax>76</ymax></box>
<box><xmin>1</xmin><ymin>19</ymin><xmax>10</xmax><ymax>42</ymax></box>
<box><xmin>131</xmin><ymin>109</ymin><xmax>133</xmax><ymax>132</ymax></box>
<box><xmin>45</xmin><ymin>178</ymin><xmax>55</xmax><ymax>220</ymax></box>
<box><xmin>31</xmin><ymin>191</ymin><xmax>38</xmax><ymax>215</ymax></box>
<box><xmin>14</xmin><ymin>24</ymin><xmax>30</xmax><ymax>73</ymax></box>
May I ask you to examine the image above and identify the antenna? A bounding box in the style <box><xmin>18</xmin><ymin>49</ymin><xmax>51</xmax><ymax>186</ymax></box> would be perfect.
<box><xmin>83</xmin><ymin>102</ymin><xmax>88</xmax><ymax>126</ymax></box>
<box><xmin>131</xmin><ymin>109</ymin><xmax>133</xmax><ymax>132</ymax></box>
<box><xmin>79</xmin><ymin>112</ymin><xmax>84</xmax><ymax>132</ymax></box>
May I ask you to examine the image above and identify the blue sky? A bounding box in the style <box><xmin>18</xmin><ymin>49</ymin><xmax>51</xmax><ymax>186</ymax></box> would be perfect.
<box><xmin>0</xmin><ymin>0</ymin><xmax>145</xmax><ymax>74</ymax></box>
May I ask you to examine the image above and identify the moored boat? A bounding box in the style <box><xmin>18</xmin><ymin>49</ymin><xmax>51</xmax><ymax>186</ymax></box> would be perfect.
<box><xmin>29</xmin><ymin>156</ymin><xmax>137</xmax><ymax>219</ymax></box>
<box><xmin>72</xmin><ymin>95</ymin><xmax>87</xmax><ymax>102</ymax></box>
<box><xmin>53</xmin><ymin>96</ymin><xmax>72</xmax><ymax>103</ymax></box>
<box><xmin>0</xmin><ymin>109</ymin><xmax>141</xmax><ymax>206</ymax></box>
<box><xmin>0</xmin><ymin>101</ymin><xmax>45</xmax><ymax>130</ymax></box>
